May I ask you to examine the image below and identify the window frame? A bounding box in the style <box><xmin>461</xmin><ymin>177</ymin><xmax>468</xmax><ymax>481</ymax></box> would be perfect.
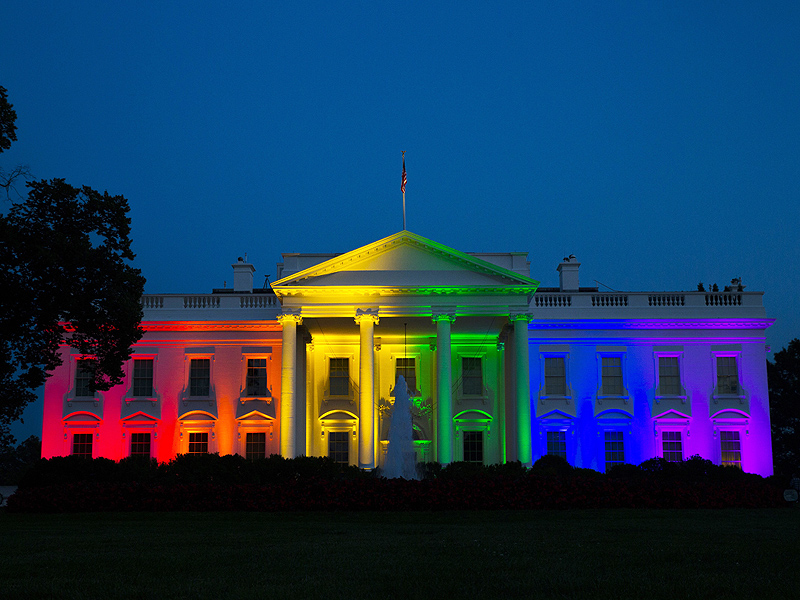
<box><xmin>603</xmin><ymin>430</ymin><xmax>625</xmax><ymax>472</ymax></box>
<box><xmin>187</xmin><ymin>431</ymin><xmax>209</xmax><ymax>455</ymax></box>
<box><xmin>327</xmin><ymin>357</ymin><xmax>351</xmax><ymax>398</ymax></box>
<box><xmin>654</xmin><ymin>351</ymin><xmax>687</xmax><ymax>403</ymax></box>
<box><xmin>239</xmin><ymin>350</ymin><xmax>273</xmax><ymax>402</ymax></box>
<box><xmin>71</xmin><ymin>432</ymin><xmax>94</xmax><ymax>458</ymax></box>
<box><xmin>245</xmin><ymin>431</ymin><xmax>267</xmax><ymax>460</ymax></box>
<box><xmin>539</xmin><ymin>352</ymin><xmax>572</xmax><ymax>402</ymax></box>
<box><xmin>712</xmin><ymin>419</ymin><xmax>748</xmax><ymax>469</ymax></box>
<box><xmin>123</xmin><ymin>353</ymin><xmax>159</xmax><ymax>402</ymax></box>
<box><xmin>321</xmin><ymin>423</ymin><xmax>357</xmax><ymax>466</ymax></box>
<box><xmin>66</xmin><ymin>356</ymin><xmax>103</xmax><ymax>408</ymax></box>
<box><xmin>538</xmin><ymin>419</ymin><xmax>574</xmax><ymax>464</ymax></box>
<box><xmin>546</xmin><ymin>430</ymin><xmax>567</xmax><ymax>460</ymax></box>
<box><xmin>131</xmin><ymin>358</ymin><xmax>155</xmax><ymax>398</ymax></box>
<box><xmin>596</xmin><ymin>351</ymin><xmax>629</xmax><ymax>403</ymax></box>
<box><xmin>654</xmin><ymin>419</ymin><xmax>690</xmax><ymax>463</ymax></box>
<box><xmin>393</xmin><ymin>354</ymin><xmax>421</xmax><ymax>398</ymax></box>
<box><xmin>712</xmin><ymin>352</ymin><xmax>745</xmax><ymax>400</ymax></box>
<box><xmin>661</xmin><ymin>430</ymin><xmax>684</xmax><ymax>463</ymax></box>
<box><xmin>462</xmin><ymin>430</ymin><xmax>484</xmax><ymax>464</ymax></box>
<box><xmin>129</xmin><ymin>431</ymin><xmax>153</xmax><ymax>458</ymax></box>
<box><xmin>189</xmin><ymin>357</ymin><xmax>212</xmax><ymax>398</ymax></box>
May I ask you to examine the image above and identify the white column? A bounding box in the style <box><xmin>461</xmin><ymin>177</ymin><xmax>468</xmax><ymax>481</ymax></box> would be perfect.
<box><xmin>278</xmin><ymin>313</ymin><xmax>302</xmax><ymax>458</ymax></box>
<box><xmin>433</xmin><ymin>313</ymin><xmax>455</xmax><ymax>464</ymax></box>
<box><xmin>355</xmin><ymin>309</ymin><xmax>379</xmax><ymax>470</ymax></box>
<box><xmin>511</xmin><ymin>314</ymin><xmax>533</xmax><ymax>466</ymax></box>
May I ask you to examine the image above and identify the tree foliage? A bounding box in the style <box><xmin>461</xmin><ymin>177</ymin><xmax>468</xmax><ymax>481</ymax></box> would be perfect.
<box><xmin>767</xmin><ymin>338</ymin><xmax>800</xmax><ymax>477</ymax></box>
<box><xmin>0</xmin><ymin>179</ymin><xmax>146</xmax><ymax>439</ymax></box>
<box><xmin>0</xmin><ymin>85</ymin><xmax>145</xmax><ymax>443</ymax></box>
<box><xmin>0</xmin><ymin>85</ymin><xmax>17</xmax><ymax>153</ymax></box>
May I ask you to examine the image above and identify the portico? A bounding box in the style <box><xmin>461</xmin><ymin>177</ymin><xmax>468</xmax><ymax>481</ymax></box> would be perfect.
<box><xmin>270</xmin><ymin>230</ymin><xmax>540</xmax><ymax>468</ymax></box>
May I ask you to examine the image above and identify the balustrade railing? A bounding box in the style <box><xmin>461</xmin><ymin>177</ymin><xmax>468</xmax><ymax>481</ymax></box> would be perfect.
<box><xmin>141</xmin><ymin>293</ymin><xmax>278</xmax><ymax>311</ymax></box>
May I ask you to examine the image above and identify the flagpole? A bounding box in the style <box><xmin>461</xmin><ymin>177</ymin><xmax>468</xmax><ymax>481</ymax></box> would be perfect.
<box><xmin>401</xmin><ymin>151</ymin><xmax>407</xmax><ymax>230</ymax></box>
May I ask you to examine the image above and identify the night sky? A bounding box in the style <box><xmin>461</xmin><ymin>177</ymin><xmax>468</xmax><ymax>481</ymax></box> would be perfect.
<box><xmin>3</xmin><ymin>2</ymin><xmax>799</xmax><ymax>440</ymax></box>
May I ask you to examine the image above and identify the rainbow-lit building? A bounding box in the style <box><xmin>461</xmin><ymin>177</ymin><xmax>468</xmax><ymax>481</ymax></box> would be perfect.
<box><xmin>41</xmin><ymin>231</ymin><xmax>775</xmax><ymax>475</ymax></box>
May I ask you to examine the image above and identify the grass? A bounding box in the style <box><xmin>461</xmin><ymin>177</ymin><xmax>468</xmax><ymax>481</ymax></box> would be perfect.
<box><xmin>1</xmin><ymin>509</ymin><xmax>798</xmax><ymax>599</ymax></box>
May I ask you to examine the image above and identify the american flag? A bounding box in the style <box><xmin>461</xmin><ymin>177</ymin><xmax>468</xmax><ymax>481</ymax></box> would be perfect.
<box><xmin>401</xmin><ymin>155</ymin><xmax>407</xmax><ymax>194</ymax></box>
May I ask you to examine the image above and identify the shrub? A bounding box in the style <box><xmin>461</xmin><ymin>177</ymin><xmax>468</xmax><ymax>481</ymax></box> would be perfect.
<box><xmin>530</xmin><ymin>455</ymin><xmax>573</xmax><ymax>477</ymax></box>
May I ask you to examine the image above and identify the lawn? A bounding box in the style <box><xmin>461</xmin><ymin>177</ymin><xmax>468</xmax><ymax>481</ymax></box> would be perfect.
<box><xmin>1</xmin><ymin>509</ymin><xmax>797</xmax><ymax>599</ymax></box>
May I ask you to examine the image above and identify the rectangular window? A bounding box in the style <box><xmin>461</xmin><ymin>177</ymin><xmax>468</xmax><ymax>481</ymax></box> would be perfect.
<box><xmin>328</xmin><ymin>431</ymin><xmax>349</xmax><ymax>465</ymax></box>
<box><xmin>601</xmin><ymin>356</ymin><xmax>623</xmax><ymax>395</ymax></box>
<box><xmin>132</xmin><ymin>359</ymin><xmax>154</xmax><ymax>397</ymax></box>
<box><xmin>720</xmin><ymin>431</ymin><xmax>742</xmax><ymax>468</ymax></box>
<box><xmin>544</xmin><ymin>357</ymin><xmax>567</xmax><ymax>396</ymax></box>
<box><xmin>463</xmin><ymin>431</ymin><xmax>484</xmax><ymax>463</ymax></box>
<box><xmin>662</xmin><ymin>431</ymin><xmax>683</xmax><ymax>462</ymax></box>
<box><xmin>188</xmin><ymin>432</ymin><xmax>208</xmax><ymax>454</ymax></box>
<box><xmin>329</xmin><ymin>358</ymin><xmax>349</xmax><ymax>396</ymax></box>
<box><xmin>189</xmin><ymin>358</ymin><xmax>211</xmax><ymax>397</ymax></box>
<box><xmin>396</xmin><ymin>357</ymin><xmax>417</xmax><ymax>396</ymax></box>
<box><xmin>246</xmin><ymin>432</ymin><xmax>266</xmax><ymax>460</ymax></box>
<box><xmin>75</xmin><ymin>361</ymin><xmax>94</xmax><ymax>397</ymax></box>
<box><xmin>72</xmin><ymin>433</ymin><xmax>93</xmax><ymax>458</ymax></box>
<box><xmin>546</xmin><ymin>431</ymin><xmax>567</xmax><ymax>459</ymax></box>
<box><xmin>462</xmin><ymin>357</ymin><xmax>483</xmax><ymax>395</ymax></box>
<box><xmin>130</xmin><ymin>432</ymin><xmax>151</xmax><ymax>457</ymax></box>
<box><xmin>246</xmin><ymin>358</ymin><xmax>268</xmax><ymax>396</ymax></box>
<box><xmin>658</xmin><ymin>356</ymin><xmax>681</xmax><ymax>395</ymax></box>
<box><xmin>604</xmin><ymin>431</ymin><xmax>624</xmax><ymax>472</ymax></box>
<box><xmin>717</xmin><ymin>357</ymin><xmax>739</xmax><ymax>394</ymax></box>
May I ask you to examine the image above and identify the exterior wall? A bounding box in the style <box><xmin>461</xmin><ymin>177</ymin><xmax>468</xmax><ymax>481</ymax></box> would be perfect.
<box><xmin>41</xmin><ymin>261</ymin><xmax>774</xmax><ymax>475</ymax></box>
<box><xmin>526</xmin><ymin>325</ymin><xmax>772</xmax><ymax>476</ymax></box>
<box><xmin>44</xmin><ymin>321</ymin><xmax>283</xmax><ymax>463</ymax></box>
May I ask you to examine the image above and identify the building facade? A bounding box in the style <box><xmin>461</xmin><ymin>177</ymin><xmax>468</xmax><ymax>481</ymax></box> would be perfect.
<box><xmin>41</xmin><ymin>231</ymin><xmax>775</xmax><ymax>475</ymax></box>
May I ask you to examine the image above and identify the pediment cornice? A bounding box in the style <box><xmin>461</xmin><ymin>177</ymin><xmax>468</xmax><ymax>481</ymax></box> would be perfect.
<box><xmin>272</xmin><ymin>231</ymin><xmax>539</xmax><ymax>295</ymax></box>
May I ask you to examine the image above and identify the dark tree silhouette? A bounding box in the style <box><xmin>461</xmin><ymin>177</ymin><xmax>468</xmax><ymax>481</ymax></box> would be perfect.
<box><xmin>768</xmin><ymin>339</ymin><xmax>800</xmax><ymax>477</ymax></box>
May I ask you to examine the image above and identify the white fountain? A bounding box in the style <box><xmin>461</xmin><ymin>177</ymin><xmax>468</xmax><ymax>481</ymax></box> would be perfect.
<box><xmin>382</xmin><ymin>374</ymin><xmax>419</xmax><ymax>479</ymax></box>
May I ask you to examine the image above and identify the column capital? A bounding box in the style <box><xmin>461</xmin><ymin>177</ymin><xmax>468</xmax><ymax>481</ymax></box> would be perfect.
<box><xmin>497</xmin><ymin>342</ymin><xmax>505</xmax><ymax>352</ymax></box>
<box><xmin>354</xmin><ymin>308</ymin><xmax>379</xmax><ymax>326</ymax></box>
<box><xmin>277</xmin><ymin>313</ymin><xmax>303</xmax><ymax>326</ymax></box>
<box><xmin>432</xmin><ymin>313</ymin><xmax>456</xmax><ymax>324</ymax></box>
<box><xmin>509</xmin><ymin>313</ymin><xmax>534</xmax><ymax>324</ymax></box>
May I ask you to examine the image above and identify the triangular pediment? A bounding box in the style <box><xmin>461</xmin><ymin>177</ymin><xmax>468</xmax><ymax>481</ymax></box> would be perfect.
<box><xmin>272</xmin><ymin>231</ymin><xmax>539</xmax><ymax>293</ymax></box>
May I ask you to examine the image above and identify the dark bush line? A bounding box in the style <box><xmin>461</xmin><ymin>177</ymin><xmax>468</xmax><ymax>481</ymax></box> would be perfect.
<box><xmin>18</xmin><ymin>453</ymin><xmax>776</xmax><ymax>489</ymax></box>
<box><xmin>7</xmin><ymin>475</ymin><xmax>783</xmax><ymax>513</ymax></box>
<box><xmin>6</xmin><ymin>453</ymin><xmax>786</xmax><ymax>512</ymax></box>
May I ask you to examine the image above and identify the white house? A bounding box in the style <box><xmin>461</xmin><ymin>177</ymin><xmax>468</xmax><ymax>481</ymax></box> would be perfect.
<box><xmin>41</xmin><ymin>230</ymin><xmax>774</xmax><ymax>475</ymax></box>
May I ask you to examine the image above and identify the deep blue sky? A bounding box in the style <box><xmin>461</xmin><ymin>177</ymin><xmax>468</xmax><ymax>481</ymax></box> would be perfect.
<box><xmin>3</xmin><ymin>2</ymin><xmax>799</xmax><ymax>440</ymax></box>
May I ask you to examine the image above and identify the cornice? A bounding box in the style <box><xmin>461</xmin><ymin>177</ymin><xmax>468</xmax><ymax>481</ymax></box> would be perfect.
<box><xmin>529</xmin><ymin>319</ymin><xmax>775</xmax><ymax>330</ymax></box>
<box><xmin>141</xmin><ymin>321</ymin><xmax>282</xmax><ymax>332</ymax></box>
<box><xmin>274</xmin><ymin>285</ymin><xmax>538</xmax><ymax>297</ymax></box>
<box><xmin>271</xmin><ymin>231</ymin><xmax>540</xmax><ymax>290</ymax></box>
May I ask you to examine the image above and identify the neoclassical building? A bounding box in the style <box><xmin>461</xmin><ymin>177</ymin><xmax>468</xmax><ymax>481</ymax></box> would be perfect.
<box><xmin>41</xmin><ymin>231</ymin><xmax>775</xmax><ymax>475</ymax></box>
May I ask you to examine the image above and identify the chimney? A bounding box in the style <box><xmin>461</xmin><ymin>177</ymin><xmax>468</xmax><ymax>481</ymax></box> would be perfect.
<box><xmin>232</xmin><ymin>257</ymin><xmax>255</xmax><ymax>292</ymax></box>
<box><xmin>557</xmin><ymin>255</ymin><xmax>580</xmax><ymax>291</ymax></box>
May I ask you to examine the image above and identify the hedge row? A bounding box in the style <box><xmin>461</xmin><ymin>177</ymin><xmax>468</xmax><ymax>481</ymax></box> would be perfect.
<box><xmin>6</xmin><ymin>453</ymin><xmax>786</xmax><ymax>512</ymax></box>
<box><xmin>7</xmin><ymin>474</ymin><xmax>784</xmax><ymax>512</ymax></box>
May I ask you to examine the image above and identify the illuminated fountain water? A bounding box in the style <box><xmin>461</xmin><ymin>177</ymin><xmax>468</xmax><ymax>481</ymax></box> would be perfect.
<box><xmin>383</xmin><ymin>374</ymin><xmax>418</xmax><ymax>479</ymax></box>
